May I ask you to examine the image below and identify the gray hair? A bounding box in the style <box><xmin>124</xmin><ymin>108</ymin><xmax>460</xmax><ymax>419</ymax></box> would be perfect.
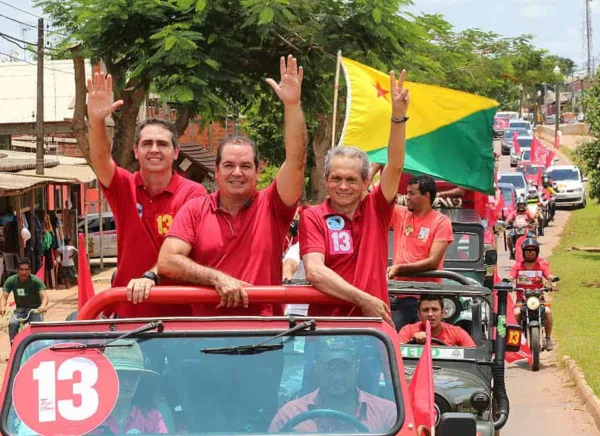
<box><xmin>324</xmin><ymin>146</ymin><xmax>370</xmax><ymax>181</ymax></box>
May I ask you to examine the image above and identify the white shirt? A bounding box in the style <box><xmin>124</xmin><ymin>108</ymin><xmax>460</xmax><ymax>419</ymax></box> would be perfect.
<box><xmin>60</xmin><ymin>245</ymin><xmax>77</xmax><ymax>267</ymax></box>
<box><xmin>283</xmin><ymin>243</ymin><xmax>308</xmax><ymax>316</ymax></box>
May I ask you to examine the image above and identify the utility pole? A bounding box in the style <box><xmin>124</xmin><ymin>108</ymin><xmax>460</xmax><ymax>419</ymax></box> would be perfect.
<box><xmin>585</xmin><ymin>0</ymin><xmax>593</xmax><ymax>79</ymax></box>
<box><xmin>35</xmin><ymin>18</ymin><xmax>44</xmax><ymax>175</ymax></box>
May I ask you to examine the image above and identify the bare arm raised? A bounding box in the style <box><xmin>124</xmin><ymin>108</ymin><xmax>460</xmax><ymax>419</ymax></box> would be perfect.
<box><xmin>87</xmin><ymin>73</ymin><xmax>124</xmax><ymax>188</ymax></box>
<box><xmin>267</xmin><ymin>55</ymin><xmax>308</xmax><ymax>207</ymax></box>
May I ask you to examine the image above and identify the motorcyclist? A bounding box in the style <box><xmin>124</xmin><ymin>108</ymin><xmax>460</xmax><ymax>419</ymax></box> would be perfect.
<box><xmin>542</xmin><ymin>176</ymin><xmax>557</xmax><ymax>221</ymax></box>
<box><xmin>506</xmin><ymin>196</ymin><xmax>536</xmax><ymax>260</ymax></box>
<box><xmin>509</xmin><ymin>238</ymin><xmax>558</xmax><ymax>350</ymax></box>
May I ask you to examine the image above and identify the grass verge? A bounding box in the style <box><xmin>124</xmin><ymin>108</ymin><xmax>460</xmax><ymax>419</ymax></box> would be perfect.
<box><xmin>551</xmin><ymin>198</ymin><xmax>600</xmax><ymax>395</ymax></box>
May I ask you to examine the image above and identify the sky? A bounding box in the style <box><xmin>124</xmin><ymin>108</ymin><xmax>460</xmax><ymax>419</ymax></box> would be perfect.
<box><xmin>0</xmin><ymin>0</ymin><xmax>598</xmax><ymax>76</ymax></box>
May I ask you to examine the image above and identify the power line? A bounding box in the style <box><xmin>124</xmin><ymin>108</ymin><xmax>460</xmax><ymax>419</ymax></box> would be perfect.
<box><xmin>0</xmin><ymin>31</ymin><xmax>62</xmax><ymax>53</ymax></box>
<box><xmin>0</xmin><ymin>0</ymin><xmax>53</xmax><ymax>22</ymax></box>
<box><xmin>0</xmin><ymin>12</ymin><xmax>36</xmax><ymax>28</ymax></box>
<box><xmin>0</xmin><ymin>50</ymin><xmax>75</xmax><ymax>75</ymax></box>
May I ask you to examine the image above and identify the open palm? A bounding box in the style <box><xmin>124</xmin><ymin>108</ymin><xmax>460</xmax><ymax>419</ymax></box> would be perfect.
<box><xmin>87</xmin><ymin>72</ymin><xmax>123</xmax><ymax>125</ymax></box>
<box><xmin>266</xmin><ymin>54</ymin><xmax>303</xmax><ymax>106</ymax></box>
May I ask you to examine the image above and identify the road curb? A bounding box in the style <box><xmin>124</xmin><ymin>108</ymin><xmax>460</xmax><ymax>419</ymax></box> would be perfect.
<box><xmin>559</xmin><ymin>355</ymin><xmax>600</xmax><ymax>432</ymax></box>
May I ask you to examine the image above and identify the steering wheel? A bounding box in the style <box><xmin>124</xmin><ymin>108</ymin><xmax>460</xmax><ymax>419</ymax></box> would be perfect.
<box><xmin>407</xmin><ymin>337</ymin><xmax>448</xmax><ymax>346</ymax></box>
<box><xmin>279</xmin><ymin>409</ymin><xmax>369</xmax><ymax>433</ymax></box>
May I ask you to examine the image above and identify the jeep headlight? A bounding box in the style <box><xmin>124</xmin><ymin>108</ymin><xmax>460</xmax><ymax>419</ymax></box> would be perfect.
<box><xmin>443</xmin><ymin>298</ymin><xmax>458</xmax><ymax>320</ymax></box>
<box><xmin>526</xmin><ymin>296</ymin><xmax>541</xmax><ymax>310</ymax></box>
<box><xmin>470</xmin><ymin>391</ymin><xmax>492</xmax><ymax>413</ymax></box>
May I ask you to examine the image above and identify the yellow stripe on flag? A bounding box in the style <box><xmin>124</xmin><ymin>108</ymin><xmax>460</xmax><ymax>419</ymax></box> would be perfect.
<box><xmin>339</xmin><ymin>57</ymin><xmax>499</xmax><ymax>152</ymax></box>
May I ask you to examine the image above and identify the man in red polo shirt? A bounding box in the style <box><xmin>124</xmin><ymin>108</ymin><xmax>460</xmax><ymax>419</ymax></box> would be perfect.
<box><xmin>398</xmin><ymin>294</ymin><xmax>475</xmax><ymax>347</ymax></box>
<box><xmin>157</xmin><ymin>55</ymin><xmax>306</xmax><ymax>315</ymax></box>
<box><xmin>300</xmin><ymin>70</ymin><xmax>410</xmax><ymax>326</ymax></box>
<box><xmin>87</xmin><ymin>72</ymin><xmax>206</xmax><ymax>316</ymax></box>
<box><xmin>387</xmin><ymin>175</ymin><xmax>454</xmax><ymax>329</ymax></box>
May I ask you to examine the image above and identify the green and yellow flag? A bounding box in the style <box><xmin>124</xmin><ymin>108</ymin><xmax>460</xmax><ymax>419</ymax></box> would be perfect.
<box><xmin>339</xmin><ymin>57</ymin><xmax>499</xmax><ymax>194</ymax></box>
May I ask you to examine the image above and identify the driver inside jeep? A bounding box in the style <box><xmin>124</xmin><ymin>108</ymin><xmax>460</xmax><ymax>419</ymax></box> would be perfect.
<box><xmin>268</xmin><ymin>337</ymin><xmax>397</xmax><ymax>433</ymax></box>
<box><xmin>398</xmin><ymin>294</ymin><xmax>476</xmax><ymax>347</ymax></box>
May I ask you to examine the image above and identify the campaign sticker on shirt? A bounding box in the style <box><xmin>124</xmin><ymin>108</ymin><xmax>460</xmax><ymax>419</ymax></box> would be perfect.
<box><xmin>328</xmin><ymin>230</ymin><xmax>354</xmax><ymax>255</ymax></box>
<box><xmin>417</xmin><ymin>227</ymin><xmax>431</xmax><ymax>240</ymax></box>
<box><xmin>516</xmin><ymin>270</ymin><xmax>543</xmax><ymax>286</ymax></box>
<box><xmin>136</xmin><ymin>203</ymin><xmax>143</xmax><ymax>217</ymax></box>
<box><xmin>326</xmin><ymin>215</ymin><xmax>345</xmax><ymax>231</ymax></box>
<box><xmin>12</xmin><ymin>343</ymin><xmax>119</xmax><ymax>436</ymax></box>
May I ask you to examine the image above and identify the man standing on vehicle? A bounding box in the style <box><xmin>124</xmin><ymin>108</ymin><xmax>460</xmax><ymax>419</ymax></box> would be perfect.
<box><xmin>398</xmin><ymin>294</ymin><xmax>476</xmax><ymax>347</ymax></box>
<box><xmin>386</xmin><ymin>175</ymin><xmax>454</xmax><ymax>329</ymax></box>
<box><xmin>0</xmin><ymin>258</ymin><xmax>48</xmax><ymax>345</ymax></box>
<box><xmin>158</xmin><ymin>55</ymin><xmax>307</xmax><ymax>316</ymax></box>
<box><xmin>300</xmin><ymin>70</ymin><xmax>410</xmax><ymax>326</ymax></box>
<box><xmin>87</xmin><ymin>72</ymin><xmax>207</xmax><ymax>316</ymax></box>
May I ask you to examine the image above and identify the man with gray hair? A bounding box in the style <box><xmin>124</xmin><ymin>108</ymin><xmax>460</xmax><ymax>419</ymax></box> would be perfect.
<box><xmin>300</xmin><ymin>70</ymin><xmax>410</xmax><ymax>326</ymax></box>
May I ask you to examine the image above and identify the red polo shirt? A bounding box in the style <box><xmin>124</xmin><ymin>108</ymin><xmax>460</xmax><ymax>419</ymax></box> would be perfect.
<box><xmin>299</xmin><ymin>186</ymin><xmax>394</xmax><ymax>317</ymax></box>
<box><xmin>398</xmin><ymin>322</ymin><xmax>476</xmax><ymax>347</ymax></box>
<box><xmin>167</xmin><ymin>181</ymin><xmax>296</xmax><ymax>316</ymax></box>
<box><xmin>102</xmin><ymin>165</ymin><xmax>206</xmax><ymax>317</ymax></box>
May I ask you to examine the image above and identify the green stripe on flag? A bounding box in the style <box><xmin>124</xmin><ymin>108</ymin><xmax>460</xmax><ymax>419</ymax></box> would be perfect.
<box><xmin>367</xmin><ymin>107</ymin><xmax>497</xmax><ymax>194</ymax></box>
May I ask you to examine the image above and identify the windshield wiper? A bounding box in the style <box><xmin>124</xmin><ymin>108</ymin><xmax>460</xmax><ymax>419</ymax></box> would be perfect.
<box><xmin>50</xmin><ymin>321</ymin><xmax>165</xmax><ymax>351</ymax></box>
<box><xmin>201</xmin><ymin>319</ymin><xmax>316</xmax><ymax>355</ymax></box>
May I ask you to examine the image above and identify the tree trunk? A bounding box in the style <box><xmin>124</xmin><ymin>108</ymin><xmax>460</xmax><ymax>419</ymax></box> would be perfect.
<box><xmin>174</xmin><ymin>104</ymin><xmax>192</xmax><ymax>136</ymax></box>
<box><xmin>69</xmin><ymin>46</ymin><xmax>90</xmax><ymax>164</ymax></box>
<box><xmin>312</xmin><ymin>113</ymin><xmax>333</xmax><ymax>202</ymax></box>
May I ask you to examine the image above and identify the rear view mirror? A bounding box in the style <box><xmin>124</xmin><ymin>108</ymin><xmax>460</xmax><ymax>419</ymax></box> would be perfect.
<box><xmin>437</xmin><ymin>413</ymin><xmax>477</xmax><ymax>436</ymax></box>
<box><xmin>484</xmin><ymin>249</ymin><xmax>498</xmax><ymax>266</ymax></box>
<box><xmin>505</xmin><ymin>324</ymin><xmax>523</xmax><ymax>352</ymax></box>
<box><xmin>494</xmin><ymin>221</ymin><xmax>507</xmax><ymax>233</ymax></box>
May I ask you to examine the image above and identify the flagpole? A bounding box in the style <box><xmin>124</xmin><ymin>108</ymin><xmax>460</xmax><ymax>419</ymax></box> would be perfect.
<box><xmin>331</xmin><ymin>50</ymin><xmax>342</xmax><ymax>148</ymax></box>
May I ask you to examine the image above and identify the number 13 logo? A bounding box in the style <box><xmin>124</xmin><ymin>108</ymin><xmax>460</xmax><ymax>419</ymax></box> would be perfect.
<box><xmin>329</xmin><ymin>230</ymin><xmax>354</xmax><ymax>255</ymax></box>
<box><xmin>156</xmin><ymin>214</ymin><xmax>174</xmax><ymax>236</ymax></box>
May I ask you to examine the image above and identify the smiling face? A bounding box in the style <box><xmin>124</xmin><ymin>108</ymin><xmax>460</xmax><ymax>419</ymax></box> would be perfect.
<box><xmin>215</xmin><ymin>143</ymin><xmax>259</xmax><ymax>200</ymax></box>
<box><xmin>326</xmin><ymin>156</ymin><xmax>369</xmax><ymax>210</ymax></box>
<box><xmin>134</xmin><ymin>124</ymin><xmax>179</xmax><ymax>174</ymax></box>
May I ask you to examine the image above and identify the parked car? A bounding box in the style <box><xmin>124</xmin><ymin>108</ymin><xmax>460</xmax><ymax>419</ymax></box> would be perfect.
<box><xmin>545</xmin><ymin>165</ymin><xmax>588</xmax><ymax>208</ymax></box>
<box><xmin>501</xmin><ymin>128</ymin><xmax>528</xmax><ymax>155</ymax></box>
<box><xmin>508</xmin><ymin>120</ymin><xmax>533</xmax><ymax>136</ymax></box>
<box><xmin>77</xmin><ymin>212</ymin><xmax>117</xmax><ymax>258</ymax></box>
<box><xmin>498</xmin><ymin>172</ymin><xmax>528</xmax><ymax>199</ymax></box>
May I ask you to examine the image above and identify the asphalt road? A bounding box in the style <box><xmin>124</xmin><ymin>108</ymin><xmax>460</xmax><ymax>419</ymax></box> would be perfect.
<box><xmin>494</xmin><ymin>139</ymin><xmax>599</xmax><ymax>435</ymax></box>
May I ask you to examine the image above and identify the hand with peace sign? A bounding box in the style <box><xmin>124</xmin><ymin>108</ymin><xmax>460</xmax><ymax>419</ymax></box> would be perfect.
<box><xmin>390</xmin><ymin>69</ymin><xmax>410</xmax><ymax>118</ymax></box>
<box><xmin>266</xmin><ymin>54</ymin><xmax>304</xmax><ymax>107</ymax></box>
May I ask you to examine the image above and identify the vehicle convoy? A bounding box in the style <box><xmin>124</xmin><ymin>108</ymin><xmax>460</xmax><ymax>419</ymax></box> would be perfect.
<box><xmin>389</xmin><ymin>273</ymin><xmax>518</xmax><ymax>436</ymax></box>
<box><xmin>0</xmin><ymin>286</ymin><xmax>490</xmax><ymax>436</ymax></box>
<box><xmin>500</xmin><ymin>128</ymin><xmax>528</xmax><ymax>155</ymax></box>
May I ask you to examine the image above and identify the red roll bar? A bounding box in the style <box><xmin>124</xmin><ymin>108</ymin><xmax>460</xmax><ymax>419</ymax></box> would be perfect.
<box><xmin>77</xmin><ymin>286</ymin><xmax>345</xmax><ymax>320</ymax></box>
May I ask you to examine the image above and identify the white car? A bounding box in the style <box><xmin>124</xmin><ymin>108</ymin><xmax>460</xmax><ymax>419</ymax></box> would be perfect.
<box><xmin>77</xmin><ymin>212</ymin><xmax>118</xmax><ymax>257</ymax></box>
<box><xmin>509</xmin><ymin>135</ymin><xmax>533</xmax><ymax>167</ymax></box>
<box><xmin>498</xmin><ymin>172</ymin><xmax>528</xmax><ymax>199</ymax></box>
<box><xmin>545</xmin><ymin>165</ymin><xmax>588</xmax><ymax>208</ymax></box>
<box><xmin>508</xmin><ymin>120</ymin><xmax>533</xmax><ymax>136</ymax></box>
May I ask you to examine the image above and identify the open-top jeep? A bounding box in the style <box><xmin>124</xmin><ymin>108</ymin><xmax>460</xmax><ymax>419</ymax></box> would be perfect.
<box><xmin>389</xmin><ymin>273</ymin><xmax>518</xmax><ymax>436</ymax></box>
<box><xmin>0</xmin><ymin>286</ymin><xmax>482</xmax><ymax>436</ymax></box>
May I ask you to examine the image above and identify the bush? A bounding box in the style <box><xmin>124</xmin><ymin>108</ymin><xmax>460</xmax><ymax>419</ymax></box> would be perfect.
<box><xmin>572</xmin><ymin>138</ymin><xmax>600</xmax><ymax>201</ymax></box>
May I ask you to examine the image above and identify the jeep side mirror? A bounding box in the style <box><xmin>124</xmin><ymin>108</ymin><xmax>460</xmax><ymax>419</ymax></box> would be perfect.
<box><xmin>437</xmin><ymin>413</ymin><xmax>477</xmax><ymax>436</ymax></box>
<box><xmin>484</xmin><ymin>249</ymin><xmax>498</xmax><ymax>265</ymax></box>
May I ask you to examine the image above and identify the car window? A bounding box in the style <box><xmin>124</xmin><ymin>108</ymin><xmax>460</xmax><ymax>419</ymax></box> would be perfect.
<box><xmin>546</xmin><ymin>169</ymin><xmax>579</xmax><ymax>181</ymax></box>
<box><xmin>518</xmin><ymin>166</ymin><xmax>542</xmax><ymax>176</ymax></box>
<box><xmin>517</xmin><ymin>138</ymin><xmax>532</xmax><ymax>147</ymax></box>
<box><xmin>521</xmin><ymin>150</ymin><xmax>531</xmax><ymax>160</ymax></box>
<box><xmin>500</xmin><ymin>187</ymin><xmax>513</xmax><ymax>203</ymax></box>
<box><xmin>498</xmin><ymin>175</ymin><xmax>525</xmax><ymax>189</ymax></box>
<box><xmin>4</xmin><ymin>334</ymin><xmax>401</xmax><ymax>435</ymax></box>
<box><xmin>510</xmin><ymin>122</ymin><xmax>529</xmax><ymax>129</ymax></box>
<box><xmin>445</xmin><ymin>232</ymin><xmax>480</xmax><ymax>261</ymax></box>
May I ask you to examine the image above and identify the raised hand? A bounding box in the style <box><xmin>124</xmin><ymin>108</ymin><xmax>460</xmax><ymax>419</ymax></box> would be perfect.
<box><xmin>266</xmin><ymin>54</ymin><xmax>303</xmax><ymax>106</ymax></box>
<box><xmin>87</xmin><ymin>72</ymin><xmax>124</xmax><ymax>127</ymax></box>
<box><xmin>390</xmin><ymin>69</ymin><xmax>410</xmax><ymax>117</ymax></box>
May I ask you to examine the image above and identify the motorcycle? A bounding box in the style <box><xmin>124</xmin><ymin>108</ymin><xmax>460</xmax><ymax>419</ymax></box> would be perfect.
<box><xmin>506</xmin><ymin>216</ymin><xmax>537</xmax><ymax>259</ymax></box>
<box><xmin>526</xmin><ymin>202</ymin><xmax>545</xmax><ymax>236</ymax></box>
<box><xmin>513</xmin><ymin>277</ymin><xmax>560</xmax><ymax>372</ymax></box>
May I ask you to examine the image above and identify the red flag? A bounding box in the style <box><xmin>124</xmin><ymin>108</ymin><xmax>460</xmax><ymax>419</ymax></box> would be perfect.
<box><xmin>512</xmin><ymin>131</ymin><xmax>520</xmax><ymax>154</ymax></box>
<box><xmin>35</xmin><ymin>258</ymin><xmax>45</xmax><ymax>282</ymax></box>
<box><xmin>545</xmin><ymin>149</ymin><xmax>556</xmax><ymax>168</ymax></box>
<box><xmin>409</xmin><ymin>320</ymin><xmax>436</xmax><ymax>432</ymax></box>
<box><xmin>77</xmin><ymin>234</ymin><xmax>96</xmax><ymax>311</ymax></box>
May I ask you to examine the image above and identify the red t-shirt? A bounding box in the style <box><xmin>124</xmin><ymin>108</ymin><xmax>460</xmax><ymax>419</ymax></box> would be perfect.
<box><xmin>507</xmin><ymin>210</ymin><xmax>535</xmax><ymax>223</ymax></box>
<box><xmin>299</xmin><ymin>186</ymin><xmax>394</xmax><ymax>317</ymax></box>
<box><xmin>509</xmin><ymin>258</ymin><xmax>552</xmax><ymax>300</ymax></box>
<box><xmin>167</xmin><ymin>181</ymin><xmax>296</xmax><ymax>316</ymax></box>
<box><xmin>390</xmin><ymin>207</ymin><xmax>454</xmax><ymax>283</ymax></box>
<box><xmin>398</xmin><ymin>322</ymin><xmax>476</xmax><ymax>347</ymax></box>
<box><xmin>269</xmin><ymin>388</ymin><xmax>397</xmax><ymax>433</ymax></box>
<box><xmin>102</xmin><ymin>165</ymin><xmax>206</xmax><ymax>317</ymax></box>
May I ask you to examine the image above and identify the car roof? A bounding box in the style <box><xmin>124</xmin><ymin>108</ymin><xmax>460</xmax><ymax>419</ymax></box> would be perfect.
<box><xmin>516</xmin><ymin>135</ymin><xmax>533</xmax><ymax>139</ymax></box>
<box><xmin>498</xmin><ymin>182</ymin><xmax>516</xmax><ymax>191</ymax></box>
<box><xmin>498</xmin><ymin>171</ymin><xmax>525</xmax><ymax>178</ymax></box>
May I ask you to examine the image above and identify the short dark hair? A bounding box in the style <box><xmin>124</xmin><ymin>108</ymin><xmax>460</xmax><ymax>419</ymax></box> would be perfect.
<box><xmin>215</xmin><ymin>135</ymin><xmax>259</xmax><ymax>169</ymax></box>
<box><xmin>16</xmin><ymin>257</ymin><xmax>31</xmax><ymax>269</ymax></box>
<box><xmin>134</xmin><ymin>118</ymin><xmax>179</xmax><ymax>149</ymax></box>
<box><xmin>408</xmin><ymin>175</ymin><xmax>437</xmax><ymax>205</ymax></box>
<box><xmin>417</xmin><ymin>294</ymin><xmax>444</xmax><ymax>310</ymax></box>
<box><xmin>64</xmin><ymin>237</ymin><xmax>71</xmax><ymax>245</ymax></box>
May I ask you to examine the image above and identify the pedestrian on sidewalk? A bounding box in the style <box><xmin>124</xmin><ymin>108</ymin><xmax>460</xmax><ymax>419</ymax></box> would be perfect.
<box><xmin>57</xmin><ymin>238</ymin><xmax>78</xmax><ymax>289</ymax></box>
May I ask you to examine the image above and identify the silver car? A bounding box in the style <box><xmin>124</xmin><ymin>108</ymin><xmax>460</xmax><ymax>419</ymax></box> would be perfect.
<box><xmin>509</xmin><ymin>135</ymin><xmax>533</xmax><ymax>167</ymax></box>
<box><xmin>501</xmin><ymin>128</ymin><xmax>528</xmax><ymax>155</ymax></box>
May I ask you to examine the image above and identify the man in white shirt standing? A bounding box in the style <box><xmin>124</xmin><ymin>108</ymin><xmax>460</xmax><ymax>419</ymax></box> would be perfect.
<box><xmin>57</xmin><ymin>238</ymin><xmax>78</xmax><ymax>289</ymax></box>
<box><xmin>283</xmin><ymin>240</ymin><xmax>308</xmax><ymax>316</ymax></box>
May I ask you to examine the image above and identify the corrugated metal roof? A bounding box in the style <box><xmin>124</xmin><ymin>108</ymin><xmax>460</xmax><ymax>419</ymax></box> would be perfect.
<box><xmin>179</xmin><ymin>143</ymin><xmax>215</xmax><ymax>172</ymax></box>
<box><xmin>0</xmin><ymin>173</ymin><xmax>46</xmax><ymax>196</ymax></box>
<box><xmin>0</xmin><ymin>60</ymin><xmax>92</xmax><ymax>124</ymax></box>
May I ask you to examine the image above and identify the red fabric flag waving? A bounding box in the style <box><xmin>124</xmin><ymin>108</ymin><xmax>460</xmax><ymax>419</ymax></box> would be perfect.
<box><xmin>409</xmin><ymin>320</ymin><xmax>436</xmax><ymax>433</ymax></box>
<box><xmin>77</xmin><ymin>234</ymin><xmax>96</xmax><ymax>310</ymax></box>
<box><xmin>35</xmin><ymin>258</ymin><xmax>45</xmax><ymax>282</ymax></box>
<box><xmin>545</xmin><ymin>149</ymin><xmax>556</xmax><ymax>168</ymax></box>
<box><xmin>512</xmin><ymin>131</ymin><xmax>520</xmax><ymax>154</ymax></box>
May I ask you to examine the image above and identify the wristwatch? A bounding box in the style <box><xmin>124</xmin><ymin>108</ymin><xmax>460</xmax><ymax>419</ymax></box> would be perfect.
<box><xmin>142</xmin><ymin>271</ymin><xmax>159</xmax><ymax>284</ymax></box>
<box><xmin>391</xmin><ymin>115</ymin><xmax>409</xmax><ymax>124</ymax></box>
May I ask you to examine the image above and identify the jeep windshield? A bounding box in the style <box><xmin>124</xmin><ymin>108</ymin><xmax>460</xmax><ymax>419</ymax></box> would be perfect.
<box><xmin>3</xmin><ymin>332</ymin><xmax>402</xmax><ymax>436</ymax></box>
<box><xmin>445</xmin><ymin>232</ymin><xmax>480</xmax><ymax>262</ymax></box>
